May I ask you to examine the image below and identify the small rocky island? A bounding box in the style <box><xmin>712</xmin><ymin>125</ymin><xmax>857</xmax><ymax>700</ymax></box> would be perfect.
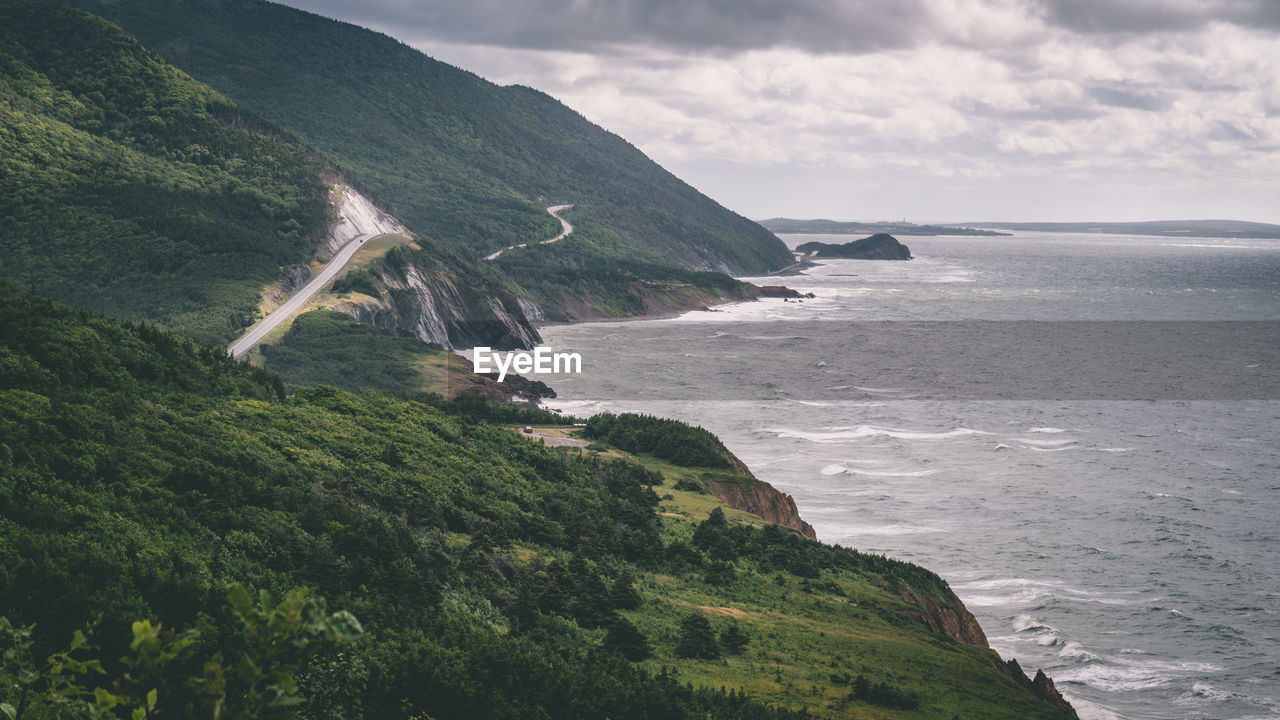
<box><xmin>795</xmin><ymin>232</ymin><xmax>912</xmax><ymax>260</ymax></box>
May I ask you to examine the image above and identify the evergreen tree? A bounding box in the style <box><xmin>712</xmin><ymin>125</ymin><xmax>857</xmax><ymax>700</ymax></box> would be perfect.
<box><xmin>675</xmin><ymin>613</ymin><xmax>720</xmax><ymax>660</ymax></box>
<box><xmin>611</xmin><ymin>567</ymin><xmax>642</xmax><ymax>610</ymax></box>
<box><xmin>720</xmin><ymin>621</ymin><xmax>749</xmax><ymax>655</ymax></box>
<box><xmin>704</xmin><ymin>560</ymin><xmax>736</xmax><ymax>587</ymax></box>
<box><xmin>570</xmin><ymin>572</ymin><xmax>615</xmax><ymax>628</ymax></box>
<box><xmin>603</xmin><ymin>616</ymin><xmax>652</xmax><ymax>661</ymax></box>
<box><xmin>692</xmin><ymin>507</ymin><xmax>728</xmax><ymax>548</ymax></box>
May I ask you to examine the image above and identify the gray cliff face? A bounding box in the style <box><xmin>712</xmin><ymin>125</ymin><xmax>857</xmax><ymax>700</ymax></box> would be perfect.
<box><xmin>281</xmin><ymin>264</ymin><xmax>312</xmax><ymax>294</ymax></box>
<box><xmin>334</xmin><ymin>260</ymin><xmax>540</xmax><ymax>350</ymax></box>
<box><xmin>317</xmin><ymin>185</ymin><xmax>409</xmax><ymax>261</ymax></box>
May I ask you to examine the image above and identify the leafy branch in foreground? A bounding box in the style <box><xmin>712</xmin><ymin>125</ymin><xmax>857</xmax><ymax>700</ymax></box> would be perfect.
<box><xmin>0</xmin><ymin>584</ymin><xmax>361</xmax><ymax>720</ymax></box>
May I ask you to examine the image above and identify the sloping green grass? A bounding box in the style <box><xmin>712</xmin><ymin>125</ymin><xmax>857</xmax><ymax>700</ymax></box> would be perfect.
<box><xmin>1</xmin><ymin>282</ymin><xmax>1072</xmax><ymax>719</ymax></box>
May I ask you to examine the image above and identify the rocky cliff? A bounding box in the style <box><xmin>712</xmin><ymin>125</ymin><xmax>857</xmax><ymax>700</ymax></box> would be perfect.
<box><xmin>335</xmin><ymin>258</ymin><xmax>540</xmax><ymax>350</ymax></box>
<box><xmin>896</xmin><ymin>585</ymin><xmax>990</xmax><ymax>647</ymax></box>
<box><xmin>897</xmin><ymin>583</ymin><xmax>1078</xmax><ymax>717</ymax></box>
<box><xmin>708</xmin><ymin>477</ymin><xmax>817</xmax><ymax>539</ymax></box>
<box><xmin>1002</xmin><ymin>658</ymin><xmax>1080</xmax><ymax>717</ymax></box>
<box><xmin>318</xmin><ymin>185</ymin><xmax>409</xmax><ymax>260</ymax></box>
<box><xmin>302</xmin><ymin>185</ymin><xmax>542</xmax><ymax>350</ymax></box>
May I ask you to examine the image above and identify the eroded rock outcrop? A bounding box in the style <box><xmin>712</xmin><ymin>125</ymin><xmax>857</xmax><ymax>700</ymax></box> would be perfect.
<box><xmin>708</xmin><ymin>477</ymin><xmax>817</xmax><ymax>539</ymax></box>
<box><xmin>1001</xmin><ymin>658</ymin><xmax>1080</xmax><ymax>717</ymax></box>
<box><xmin>896</xmin><ymin>585</ymin><xmax>989</xmax><ymax>647</ymax></box>
<box><xmin>335</xmin><ymin>260</ymin><xmax>540</xmax><ymax>350</ymax></box>
<box><xmin>896</xmin><ymin>585</ymin><xmax>1078</xmax><ymax>717</ymax></box>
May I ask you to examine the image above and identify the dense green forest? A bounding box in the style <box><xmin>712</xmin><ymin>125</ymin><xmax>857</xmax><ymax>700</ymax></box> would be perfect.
<box><xmin>583</xmin><ymin>413</ymin><xmax>737</xmax><ymax>470</ymax></box>
<box><xmin>0</xmin><ymin>0</ymin><xmax>331</xmax><ymax>345</ymax></box>
<box><xmin>61</xmin><ymin>0</ymin><xmax>794</xmax><ymax>277</ymax></box>
<box><xmin>259</xmin><ymin>309</ymin><xmax>447</xmax><ymax>394</ymax></box>
<box><xmin>0</xmin><ymin>282</ymin><xmax>1075</xmax><ymax>718</ymax></box>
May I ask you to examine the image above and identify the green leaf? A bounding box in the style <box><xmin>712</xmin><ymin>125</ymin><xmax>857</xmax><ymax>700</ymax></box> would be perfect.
<box><xmin>94</xmin><ymin>687</ymin><xmax>119</xmax><ymax>710</ymax></box>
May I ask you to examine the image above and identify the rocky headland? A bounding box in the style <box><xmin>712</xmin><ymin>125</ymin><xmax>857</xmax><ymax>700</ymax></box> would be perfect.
<box><xmin>796</xmin><ymin>233</ymin><xmax>912</xmax><ymax>260</ymax></box>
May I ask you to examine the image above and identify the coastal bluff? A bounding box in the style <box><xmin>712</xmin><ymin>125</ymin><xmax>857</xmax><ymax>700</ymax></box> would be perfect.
<box><xmin>708</xmin><ymin>475</ymin><xmax>817</xmax><ymax>538</ymax></box>
<box><xmin>710</xmin><ymin>464</ymin><xmax>1078</xmax><ymax>717</ymax></box>
<box><xmin>796</xmin><ymin>233</ymin><xmax>913</xmax><ymax>260</ymax></box>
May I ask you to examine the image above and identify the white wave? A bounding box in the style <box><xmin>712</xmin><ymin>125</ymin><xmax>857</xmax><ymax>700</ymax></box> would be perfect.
<box><xmin>1098</xmin><ymin>447</ymin><xmax>1134</xmax><ymax>453</ymax></box>
<box><xmin>763</xmin><ymin>425</ymin><xmax>992</xmax><ymax>443</ymax></box>
<box><xmin>1054</xmin><ymin>657</ymin><xmax>1224</xmax><ymax>694</ymax></box>
<box><xmin>846</xmin><ymin>524</ymin><xmax>942</xmax><ymax>536</ymax></box>
<box><xmin>1013</xmin><ymin>614</ymin><xmax>1053</xmax><ymax>632</ymax></box>
<box><xmin>1177</xmin><ymin>682</ymin><xmax>1243</xmax><ymax>704</ymax></box>
<box><xmin>1067</xmin><ymin>694</ymin><xmax>1126</xmax><ymax>720</ymax></box>
<box><xmin>1170</xmin><ymin>243</ymin><xmax>1269</xmax><ymax>249</ymax></box>
<box><xmin>1059</xmin><ymin>641</ymin><xmax>1100</xmax><ymax>662</ymax></box>
<box><xmin>844</xmin><ymin>468</ymin><xmax>937</xmax><ymax>478</ymax></box>
<box><xmin>960</xmin><ymin>579</ymin><xmax>1136</xmax><ymax>609</ymax></box>
<box><xmin>819</xmin><ymin>463</ymin><xmax>847</xmax><ymax>476</ymax></box>
<box><xmin>1019</xmin><ymin>444</ymin><xmax>1079</xmax><ymax>452</ymax></box>
<box><xmin>1037</xmin><ymin>632</ymin><xmax>1067</xmax><ymax>647</ymax></box>
<box><xmin>1012</xmin><ymin>436</ymin><xmax>1078</xmax><ymax>447</ymax></box>
<box><xmin>1028</xmin><ymin>427</ymin><xmax>1070</xmax><ymax>433</ymax></box>
<box><xmin>962</xmin><ymin>594</ymin><xmax>1025</xmax><ymax>607</ymax></box>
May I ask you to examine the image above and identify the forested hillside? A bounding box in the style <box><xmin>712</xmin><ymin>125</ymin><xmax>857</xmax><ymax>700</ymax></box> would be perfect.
<box><xmin>0</xmin><ymin>0</ymin><xmax>329</xmax><ymax>344</ymax></box>
<box><xmin>61</xmin><ymin>0</ymin><xmax>794</xmax><ymax>276</ymax></box>
<box><xmin>0</xmin><ymin>282</ymin><xmax>1075</xmax><ymax>718</ymax></box>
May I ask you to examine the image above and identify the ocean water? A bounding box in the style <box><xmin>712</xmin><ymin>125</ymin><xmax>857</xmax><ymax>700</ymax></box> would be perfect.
<box><xmin>538</xmin><ymin>232</ymin><xmax>1280</xmax><ymax>719</ymax></box>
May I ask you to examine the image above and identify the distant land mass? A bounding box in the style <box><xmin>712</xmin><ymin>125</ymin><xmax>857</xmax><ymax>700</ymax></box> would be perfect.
<box><xmin>795</xmin><ymin>233</ymin><xmax>912</xmax><ymax>260</ymax></box>
<box><xmin>961</xmin><ymin>219</ymin><xmax>1280</xmax><ymax>239</ymax></box>
<box><xmin>759</xmin><ymin>218</ymin><xmax>1010</xmax><ymax>236</ymax></box>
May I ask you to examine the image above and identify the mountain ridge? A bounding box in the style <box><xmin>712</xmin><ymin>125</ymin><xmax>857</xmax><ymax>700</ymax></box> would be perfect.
<box><xmin>62</xmin><ymin>0</ymin><xmax>794</xmax><ymax>278</ymax></box>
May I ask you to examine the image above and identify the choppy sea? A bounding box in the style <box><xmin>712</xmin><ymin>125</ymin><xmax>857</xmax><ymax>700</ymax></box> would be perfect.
<box><xmin>539</xmin><ymin>231</ymin><xmax>1280</xmax><ymax>719</ymax></box>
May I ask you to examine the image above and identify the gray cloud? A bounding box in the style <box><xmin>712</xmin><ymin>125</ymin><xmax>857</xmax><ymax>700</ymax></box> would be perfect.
<box><xmin>283</xmin><ymin>0</ymin><xmax>933</xmax><ymax>54</ymax></box>
<box><xmin>961</xmin><ymin>99</ymin><xmax>1105</xmax><ymax>122</ymax></box>
<box><xmin>273</xmin><ymin>0</ymin><xmax>1280</xmax><ymax>223</ymax></box>
<box><xmin>282</xmin><ymin>0</ymin><xmax>1280</xmax><ymax>58</ymax></box>
<box><xmin>1210</xmin><ymin>121</ymin><xmax>1265</xmax><ymax>143</ymax></box>
<box><xmin>1035</xmin><ymin>0</ymin><xmax>1280</xmax><ymax>34</ymax></box>
<box><xmin>1088</xmin><ymin>84</ymin><xmax>1170</xmax><ymax>111</ymax></box>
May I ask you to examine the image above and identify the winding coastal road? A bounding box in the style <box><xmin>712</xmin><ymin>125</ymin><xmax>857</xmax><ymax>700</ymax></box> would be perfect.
<box><xmin>229</xmin><ymin>202</ymin><xmax>572</xmax><ymax>359</ymax></box>
<box><xmin>484</xmin><ymin>204</ymin><xmax>574</xmax><ymax>260</ymax></box>
<box><xmin>227</xmin><ymin>233</ymin><xmax>373</xmax><ymax>359</ymax></box>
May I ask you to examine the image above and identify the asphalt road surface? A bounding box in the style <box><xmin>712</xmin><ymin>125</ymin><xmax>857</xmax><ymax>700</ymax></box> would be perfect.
<box><xmin>484</xmin><ymin>204</ymin><xmax>574</xmax><ymax>260</ymax></box>
<box><xmin>227</xmin><ymin>233</ymin><xmax>372</xmax><ymax>359</ymax></box>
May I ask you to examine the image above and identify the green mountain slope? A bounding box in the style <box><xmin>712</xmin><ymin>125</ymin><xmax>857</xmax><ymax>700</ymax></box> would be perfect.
<box><xmin>61</xmin><ymin>0</ymin><xmax>793</xmax><ymax>275</ymax></box>
<box><xmin>0</xmin><ymin>0</ymin><xmax>331</xmax><ymax>345</ymax></box>
<box><xmin>0</xmin><ymin>281</ymin><xmax>1075</xmax><ymax>719</ymax></box>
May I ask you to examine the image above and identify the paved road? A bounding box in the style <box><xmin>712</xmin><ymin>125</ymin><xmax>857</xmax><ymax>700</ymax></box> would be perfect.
<box><xmin>485</xmin><ymin>204</ymin><xmax>574</xmax><ymax>260</ymax></box>
<box><xmin>227</xmin><ymin>233</ymin><xmax>373</xmax><ymax>359</ymax></box>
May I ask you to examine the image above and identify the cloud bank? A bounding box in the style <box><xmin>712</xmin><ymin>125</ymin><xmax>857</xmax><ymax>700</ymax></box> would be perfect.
<box><xmin>280</xmin><ymin>0</ymin><xmax>1280</xmax><ymax>222</ymax></box>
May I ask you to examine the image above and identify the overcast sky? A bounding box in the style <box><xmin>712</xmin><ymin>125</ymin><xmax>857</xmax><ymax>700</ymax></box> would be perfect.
<box><xmin>279</xmin><ymin>0</ymin><xmax>1280</xmax><ymax>223</ymax></box>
